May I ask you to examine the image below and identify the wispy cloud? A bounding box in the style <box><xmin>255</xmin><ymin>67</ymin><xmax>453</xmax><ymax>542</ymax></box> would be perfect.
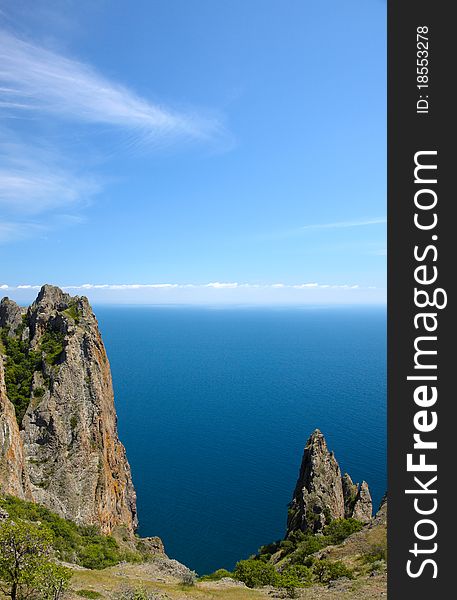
<box><xmin>259</xmin><ymin>217</ymin><xmax>386</xmax><ymax>242</ymax></box>
<box><xmin>0</xmin><ymin>28</ymin><xmax>224</xmax><ymax>242</ymax></box>
<box><xmin>0</xmin><ymin>140</ymin><xmax>100</xmax><ymax>215</ymax></box>
<box><xmin>0</xmin><ymin>219</ymin><xmax>44</xmax><ymax>243</ymax></box>
<box><xmin>0</xmin><ymin>30</ymin><xmax>220</xmax><ymax>143</ymax></box>
<box><xmin>298</xmin><ymin>217</ymin><xmax>386</xmax><ymax>231</ymax></box>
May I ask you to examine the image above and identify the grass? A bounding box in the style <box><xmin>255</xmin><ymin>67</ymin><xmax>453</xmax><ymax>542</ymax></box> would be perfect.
<box><xmin>70</xmin><ymin>567</ymin><xmax>265</xmax><ymax>600</ymax></box>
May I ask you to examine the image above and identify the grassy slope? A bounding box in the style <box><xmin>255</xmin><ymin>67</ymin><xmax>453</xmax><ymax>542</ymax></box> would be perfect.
<box><xmin>67</xmin><ymin>521</ymin><xmax>387</xmax><ymax>600</ymax></box>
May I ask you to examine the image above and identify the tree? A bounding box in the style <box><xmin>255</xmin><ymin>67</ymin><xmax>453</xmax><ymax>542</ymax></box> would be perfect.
<box><xmin>0</xmin><ymin>519</ymin><xmax>71</xmax><ymax>600</ymax></box>
<box><xmin>35</xmin><ymin>563</ymin><xmax>72</xmax><ymax>600</ymax></box>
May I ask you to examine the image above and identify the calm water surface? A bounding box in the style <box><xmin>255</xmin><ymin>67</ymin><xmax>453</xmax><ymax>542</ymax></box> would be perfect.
<box><xmin>96</xmin><ymin>306</ymin><xmax>386</xmax><ymax>574</ymax></box>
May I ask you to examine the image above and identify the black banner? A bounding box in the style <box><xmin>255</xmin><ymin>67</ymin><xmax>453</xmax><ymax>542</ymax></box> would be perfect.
<box><xmin>388</xmin><ymin>1</ymin><xmax>455</xmax><ymax>597</ymax></box>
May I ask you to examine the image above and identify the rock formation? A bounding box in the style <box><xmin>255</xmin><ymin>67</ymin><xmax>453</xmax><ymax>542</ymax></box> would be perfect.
<box><xmin>287</xmin><ymin>429</ymin><xmax>373</xmax><ymax>535</ymax></box>
<box><xmin>0</xmin><ymin>285</ymin><xmax>137</xmax><ymax>534</ymax></box>
<box><xmin>0</xmin><ymin>357</ymin><xmax>31</xmax><ymax>500</ymax></box>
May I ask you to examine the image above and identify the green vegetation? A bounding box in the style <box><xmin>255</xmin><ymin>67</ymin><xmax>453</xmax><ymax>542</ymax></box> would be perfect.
<box><xmin>204</xmin><ymin>519</ymin><xmax>361</xmax><ymax>591</ymax></box>
<box><xmin>323</xmin><ymin>518</ymin><xmax>364</xmax><ymax>544</ymax></box>
<box><xmin>200</xmin><ymin>518</ymin><xmax>362</xmax><ymax>591</ymax></box>
<box><xmin>76</xmin><ymin>590</ymin><xmax>103</xmax><ymax>599</ymax></box>
<box><xmin>362</xmin><ymin>541</ymin><xmax>388</xmax><ymax>565</ymax></box>
<box><xmin>0</xmin><ymin>496</ymin><xmax>143</xmax><ymax>570</ymax></box>
<box><xmin>114</xmin><ymin>588</ymin><xmax>158</xmax><ymax>600</ymax></box>
<box><xmin>257</xmin><ymin>518</ymin><xmax>363</xmax><ymax>564</ymax></box>
<box><xmin>199</xmin><ymin>569</ymin><xmax>232</xmax><ymax>582</ymax></box>
<box><xmin>0</xmin><ymin>519</ymin><xmax>71</xmax><ymax>600</ymax></box>
<box><xmin>63</xmin><ymin>302</ymin><xmax>82</xmax><ymax>324</ymax></box>
<box><xmin>33</xmin><ymin>386</ymin><xmax>46</xmax><ymax>398</ymax></box>
<box><xmin>0</xmin><ymin>316</ymin><xmax>66</xmax><ymax>424</ymax></box>
<box><xmin>233</xmin><ymin>560</ymin><xmax>279</xmax><ymax>588</ymax></box>
<box><xmin>230</xmin><ymin>557</ymin><xmax>351</xmax><ymax>590</ymax></box>
<box><xmin>0</xmin><ymin>327</ymin><xmax>41</xmax><ymax>424</ymax></box>
<box><xmin>40</xmin><ymin>329</ymin><xmax>65</xmax><ymax>366</ymax></box>
<box><xmin>311</xmin><ymin>559</ymin><xmax>353</xmax><ymax>583</ymax></box>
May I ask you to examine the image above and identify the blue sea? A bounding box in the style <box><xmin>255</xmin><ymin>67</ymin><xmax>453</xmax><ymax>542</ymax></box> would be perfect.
<box><xmin>96</xmin><ymin>306</ymin><xmax>386</xmax><ymax>575</ymax></box>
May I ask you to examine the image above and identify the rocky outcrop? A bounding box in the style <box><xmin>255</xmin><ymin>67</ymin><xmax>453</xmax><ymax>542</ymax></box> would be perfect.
<box><xmin>0</xmin><ymin>285</ymin><xmax>137</xmax><ymax>534</ymax></box>
<box><xmin>0</xmin><ymin>298</ymin><xmax>24</xmax><ymax>334</ymax></box>
<box><xmin>0</xmin><ymin>356</ymin><xmax>32</xmax><ymax>499</ymax></box>
<box><xmin>287</xmin><ymin>430</ymin><xmax>373</xmax><ymax>535</ymax></box>
<box><xmin>352</xmin><ymin>480</ymin><xmax>373</xmax><ymax>522</ymax></box>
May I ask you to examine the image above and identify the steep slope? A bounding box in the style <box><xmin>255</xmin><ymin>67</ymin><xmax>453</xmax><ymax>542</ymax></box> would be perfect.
<box><xmin>0</xmin><ymin>285</ymin><xmax>137</xmax><ymax>533</ymax></box>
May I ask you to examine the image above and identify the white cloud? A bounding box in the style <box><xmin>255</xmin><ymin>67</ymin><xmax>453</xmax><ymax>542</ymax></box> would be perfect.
<box><xmin>0</xmin><ymin>29</ymin><xmax>225</xmax><ymax>242</ymax></box>
<box><xmin>3</xmin><ymin>282</ymin><xmax>374</xmax><ymax>292</ymax></box>
<box><xmin>0</xmin><ymin>219</ymin><xmax>44</xmax><ymax>243</ymax></box>
<box><xmin>298</xmin><ymin>218</ymin><xmax>386</xmax><ymax>231</ymax></box>
<box><xmin>0</xmin><ymin>142</ymin><xmax>100</xmax><ymax>215</ymax></box>
<box><xmin>2</xmin><ymin>282</ymin><xmax>385</xmax><ymax>306</ymax></box>
<box><xmin>206</xmin><ymin>282</ymin><xmax>239</xmax><ymax>289</ymax></box>
<box><xmin>0</xmin><ymin>30</ymin><xmax>219</xmax><ymax>143</ymax></box>
<box><xmin>260</xmin><ymin>217</ymin><xmax>387</xmax><ymax>242</ymax></box>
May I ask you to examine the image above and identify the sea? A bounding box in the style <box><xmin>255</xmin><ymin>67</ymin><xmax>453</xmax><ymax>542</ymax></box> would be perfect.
<box><xmin>96</xmin><ymin>306</ymin><xmax>386</xmax><ymax>575</ymax></box>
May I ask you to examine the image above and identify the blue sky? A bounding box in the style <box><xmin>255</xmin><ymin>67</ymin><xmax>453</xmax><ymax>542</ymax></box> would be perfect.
<box><xmin>0</xmin><ymin>0</ymin><xmax>386</xmax><ymax>305</ymax></box>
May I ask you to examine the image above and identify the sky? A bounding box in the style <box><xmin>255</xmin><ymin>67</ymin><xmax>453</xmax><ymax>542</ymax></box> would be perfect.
<box><xmin>0</xmin><ymin>0</ymin><xmax>386</xmax><ymax>305</ymax></box>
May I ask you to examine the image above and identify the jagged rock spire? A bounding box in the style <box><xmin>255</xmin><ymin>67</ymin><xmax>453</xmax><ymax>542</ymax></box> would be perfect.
<box><xmin>287</xmin><ymin>429</ymin><xmax>373</xmax><ymax>536</ymax></box>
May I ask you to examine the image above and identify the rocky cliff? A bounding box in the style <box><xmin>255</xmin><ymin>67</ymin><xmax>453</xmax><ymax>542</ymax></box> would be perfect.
<box><xmin>287</xmin><ymin>429</ymin><xmax>372</xmax><ymax>534</ymax></box>
<box><xmin>0</xmin><ymin>285</ymin><xmax>137</xmax><ymax>534</ymax></box>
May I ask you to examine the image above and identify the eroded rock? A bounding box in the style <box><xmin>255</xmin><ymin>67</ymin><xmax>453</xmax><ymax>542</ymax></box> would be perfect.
<box><xmin>0</xmin><ymin>285</ymin><xmax>137</xmax><ymax>534</ymax></box>
<box><xmin>287</xmin><ymin>429</ymin><xmax>373</xmax><ymax>535</ymax></box>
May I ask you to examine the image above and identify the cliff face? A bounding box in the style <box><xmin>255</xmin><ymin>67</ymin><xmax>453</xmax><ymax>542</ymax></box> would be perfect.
<box><xmin>0</xmin><ymin>358</ymin><xmax>32</xmax><ymax>499</ymax></box>
<box><xmin>287</xmin><ymin>429</ymin><xmax>372</xmax><ymax>534</ymax></box>
<box><xmin>0</xmin><ymin>285</ymin><xmax>137</xmax><ymax>534</ymax></box>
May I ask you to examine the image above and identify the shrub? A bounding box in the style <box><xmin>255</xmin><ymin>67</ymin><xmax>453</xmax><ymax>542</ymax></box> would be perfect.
<box><xmin>290</xmin><ymin>535</ymin><xmax>326</xmax><ymax>563</ymax></box>
<box><xmin>258</xmin><ymin>540</ymin><xmax>281</xmax><ymax>557</ymax></box>
<box><xmin>199</xmin><ymin>568</ymin><xmax>232</xmax><ymax>581</ymax></box>
<box><xmin>180</xmin><ymin>570</ymin><xmax>197</xmax><ymax>586</ymax></box>
<box><xmin>233</xmin><ymin>559</ymin><xmax>280</xmax><ymax>588</ymax></box>
<box><xmin>363</xmin><ymin>543</ymin><xmax>388</xmax><ymax>564</ymax></box>
<box><xmin>312</xmin><ymin>559</ymin><xmax>353</xmax><ymax>583</ymax></box>
<box><xmin>0</xmin><ymin>496</ymin><xmax>142</xmax><ymax>570</ymax></box>
<box><xmin>279</xmin><ymin>539</ymin><xmax>295</xmax><ymax>556</ymax></box>
<box><xmin>278</xmin><ymin>564</ymin><xmax>312</xmax><ymax>589</ymax></box>
<box><xmin>322</xmin><ymin>518</ymin><xmax>363</xmax><ymax>544</ymax></box>
<box><xmin>287</xmin><ymin>530</ymin><xmax>306</xmax><ymax>545</ymax></box>
<box><xmin>76</xmin><ymin>591</ymin><xmax>103</xmax><ymax>599</ymax></box>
